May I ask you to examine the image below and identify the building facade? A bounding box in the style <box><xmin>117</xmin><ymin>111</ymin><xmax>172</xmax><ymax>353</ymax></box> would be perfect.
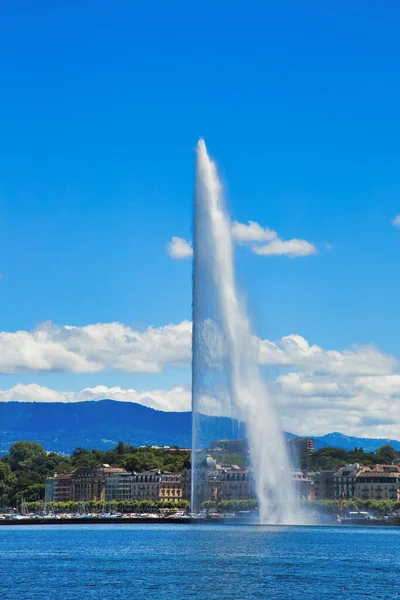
<box><xmin>190</xmin><ymin>456</ymin><xmax>253</xmax><ymax>506</ymax></box>
<box><xmin>355</xmin><ymin>465</ymin><xmax>400</xmax><ymax>501</ymax></box>
<box><xmin>45</xmin><ymin>473</ymin><xmax>73</xmax><ymax>503</ymax></box>
<box><xmin>287</xmin><ymin>438</ymin><xmax>314</xmax><ymax>467</ymax></box>
<box><xmin>105</xmin><ymin>470</ymin><xmax>183</xmax><ymax>503</ymax></box>
<box><xmin>333</xmin><ymin>464</ymin><xmax>361</xmax><ymax>498</ymax></box>
<box><xmin>292</xmin><ymin>471</ymin><xmax>315</xmax><ymax>500</ymax></box>
<box><xmin>71</xmin><ymin>465</ymin><xmax>127</xmax><ymax>502</ymax></box>
<box><xmin>45</xmin><ymin>465</ymin><xmax>127</xmax><ymax>503</ymax></box>
<box><xmin>313</xmin><ymin>470</ymin><xmax>336</xmax><ymax>500</ymax></box>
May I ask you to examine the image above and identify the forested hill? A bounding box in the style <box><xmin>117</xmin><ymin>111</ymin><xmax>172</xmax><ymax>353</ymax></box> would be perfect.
<box><xmin>0</xmin><ymin>400</ymin><xmax>244</xmax><ymax>454</ymax></box>
<box><xmin>1</xmin><ymin>400</ymin><xmax>400</xmax><ymax>455</ymax></box>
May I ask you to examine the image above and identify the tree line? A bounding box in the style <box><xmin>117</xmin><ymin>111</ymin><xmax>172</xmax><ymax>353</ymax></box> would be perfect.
<box><xmin>303</xmin><ymin>498</ymin><xmax>400</xmax><ymax>514</ymax></box>
<box><xmin>22</xmin><ymin>499</ymin><xmax>190</xmax><ymax>513</ymax></box>
<box><xmin>202</xmin><ymin>499</ymin><xmax>258</xmax><ymax>511</ymax></box>
<box><xmin>305</xmin><ymin>444</ymin><xmax>398</xmax><ymax>471</ymax></box>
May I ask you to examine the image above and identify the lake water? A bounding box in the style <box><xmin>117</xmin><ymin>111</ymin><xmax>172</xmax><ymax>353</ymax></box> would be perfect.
<box><xmin>1</xmin><ymin>524</ymin><xmax>400</xmax><ymax>599</ymax></box>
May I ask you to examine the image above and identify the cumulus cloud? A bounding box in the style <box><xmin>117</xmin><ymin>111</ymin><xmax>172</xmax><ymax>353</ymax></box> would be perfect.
<box><xmin>167</xmin><ymin>236</ymin><xmax>193</xmax><ymax>259</ymax></box>
<box><xmin>0</xmin><ymin>383</ymin><xmax>191</xmax><ymax>412</ymax></box>
<box><xmin>0</xmin><ymin>320</ymin><xmax>192</xmax><ymax>374</ymax></box>
<box><xmin>168</xmin><ymin>220</ymin><xmax>319</xmax><ymax>259</ymax></box>
<box><xmin>258</xmin><ymin>334</ymin><xmax>397</xmax><ymax>377</ymax></box>
<box><xmin>392</xmin><ymin>215</ymin><xmax>400</xmax><ymax>228</ymax></box>
<box><xmin>231</xmin><ymin>220</ymin><xmax>277</xmax><ymax>243</ymax></box>
<box><xmin>276</xmin><ymin>372</ymin><xmax>343</xmax><ymax>397</ymax></box>
<box><xmin>0</xmin><ymin>320</ymin><xmax>395</xmax><ymax>377</ymax></box>
<box><xmin>3</xmin><ymin>318</ymin><xmax>400</xmax><ymax>437</ymax></box>
<box><xmin>274</xmin><ymin>370</ymin><xmax>400</xmax><ymax>439</ymax></box>
<box><xmin>253</xmin><ymin>238</ymin><xmax>317</xmax><ymax>258</ymax></box>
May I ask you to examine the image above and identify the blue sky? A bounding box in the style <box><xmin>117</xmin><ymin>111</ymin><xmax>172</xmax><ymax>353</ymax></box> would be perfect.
<box><xmin>1</xmin><ymin>1</ymin><xmax>400</xmax><ymax>437</ymax></box>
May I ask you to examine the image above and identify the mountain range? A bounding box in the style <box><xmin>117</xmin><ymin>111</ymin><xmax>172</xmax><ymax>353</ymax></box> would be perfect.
<box><xmin>0</xmin><ymin>400</ymin><xmax>399</xmax><ymax>455</ymax></box>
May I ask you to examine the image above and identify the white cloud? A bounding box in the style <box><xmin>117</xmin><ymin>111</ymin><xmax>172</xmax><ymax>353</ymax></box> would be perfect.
<box><xmin>253</xmin><ymin>238</ymin><xmax>318</xmax><ymax>258</ymax></box>
<box><xmin>0</xmin><ymin>320</ymin><xmax>192</xmax><ymax>374</ymax></box>
<box><xmin>2</xmin><ymin>374</ymin><xmax>400</xmax><ymax>439</ymax></box>
<box><xmin>276</xmin><ymin>372</ymin><xmax>342</xmax><ymax>397</ymax></box>
<box><xmin>258</xmin><ymin>333</ymin><xmax>396</xmax><ymax>376</ymax></box>
<box><xmin>0</xmin><ymin>320</ymin><xmax>396</xmax><ymax>379</ymax></box>
<box><xmin>392</xmin><ymin>215</ymin><xmax>400</xmax><ymax>228</ymax></box>
<box><xmin>3</xmin><ymin>318</ymin><xmax>400</xmax><ymax>437</ymax></box>
<box><xmin>168</xmin><ymin>220</ymin><xmax>319</xmax><ymax>259</ymax></box>
<box><xmin>0</xmin><ymin>383</ymin><xmax>191</xmax><ymax>412</ymax></box>
<box><xmin>167</xmin><ymin>236</ymin><xmax>193</xmax><ymax>259</ymax></box>
<box><xmin>274</xmin><ymin>370</ymin><xmax>400</xmax><ymax>439</ymax></box>
<box><xmin>353</xmin><ymin>374</ymin><xmax>400</xmax><ymax>396</ymax></box>
<box><xmin>231</xmin><ymin>220</ymin><xmax>277</xmax><ymax>243</ymax></box>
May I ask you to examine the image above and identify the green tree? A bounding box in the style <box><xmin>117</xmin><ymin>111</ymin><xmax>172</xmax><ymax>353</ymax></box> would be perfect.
<box><xmin>9</xmin><ymin>441</ymin><xmax>46</xmax><ymax>468</ymax></box>
<box><xmin>122</xmin><ymin>452</ymin><xmax>162</xmax><ymax>472</ymax></box>
<box><xmin>0</xmin><ymin>462</ymin><xmax>17</xmax><ymax>507</ymax></box>
<box><xmin>376</xmin><ymin>445</ymin><xmax>397</xmax><ymax>464</ymax></box>
<box><xmin>116</xmin><ymin>442</ymin><xmax>126</xmax><ymax>455</ymax></box>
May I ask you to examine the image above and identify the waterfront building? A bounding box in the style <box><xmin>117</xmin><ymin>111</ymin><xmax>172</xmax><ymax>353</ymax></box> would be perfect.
<box><xmin>105</xmin><ymin>469</ymin><xmax>183</xmax><ymax>503</ymax></box>
<box><xmin>182</xmin><ymin>468</ymin><xmax>191</xmax><ymax>502</ymax></box>
<box><xmin>313</xmin><ymin>470</ymin><xmax>336</xmax><ymax>500</ymax></box>
<box><xmin>128</xmin><ymin>470</ymin><xmax>182</xmax><ymax>502</ymax></box>
<box><xmin>159</xmin><ymin>473</ymin><xmax>183</xmax><ymax>501</ymax></box>
<box><xmin>355</xmin><ymin>465</ymin><xmax>400</xmax><ymax>501</ymax></box>
<box><xmin>189</xmin><ymin>455</ymin><xmax>253</xmax><ymax>505</ymax></box>
<box><xmin>291</xmin><ymin>470</ymin><xmax>315</xmax><ymax>500</ymax></box>
<box><xmin>105</xmin><ymin>472</ymin><xmax>137</xmax><ymax>501</ymax></box>
<box><xmin>71</xmin><ymin>465</ymin><xmax>127</xmax><ymax>502</ymax></box>
<box><xmin>45</xmin><ymin>465</ymin><xmax>127</xmax><ymax>503</ymax></box>
<box><xmin>45</xmin><ymin>473</ymin><xmax>72</xmax><ymax>503</ymax></box>
<box><xmin>333</xmin><ymin>464</ymin><xmax>362</xmax><ymax>498</ymax></box>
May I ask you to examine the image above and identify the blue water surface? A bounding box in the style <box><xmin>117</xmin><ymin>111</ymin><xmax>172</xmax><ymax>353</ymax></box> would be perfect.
<box><xmin>1</xmin><ymin>524</ymin><xmax>399</xmax><ymax>599</ymax></box>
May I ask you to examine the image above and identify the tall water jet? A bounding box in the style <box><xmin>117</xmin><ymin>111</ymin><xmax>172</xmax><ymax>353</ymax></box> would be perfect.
<box><xmin>191</xmin><ymin>139</ymin><xmax>296</xmax><ymax>523</ymax></box>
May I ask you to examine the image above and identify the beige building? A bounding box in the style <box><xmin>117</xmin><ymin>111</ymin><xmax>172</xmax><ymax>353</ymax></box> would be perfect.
<box><xmin>355</xmin><ymin>465</ymin><xmax>400</xmax><ymax>501</ymax></box>
<box><xmin>159</xmin><ymin>473</ymin><xmax>182</xmax><ymax>501</ymax></box>
<box><xmin>46</xmin><ymin>465</ymin><xmax>127</xmax><ymax>503</ymax></box>
<box><xmin>190</xmin><ymin>456</ymin><xmax>253</xmax><ymax>506</ymax></box>
<box><xmin>105</xmin><ymin>469</ymin><xmax>183</xmax><ymax>503</ymax></box>
<box><xmin>71</xmin><ymin>465</ymin><xmax>127</xmax><ymax>502</ymax></box>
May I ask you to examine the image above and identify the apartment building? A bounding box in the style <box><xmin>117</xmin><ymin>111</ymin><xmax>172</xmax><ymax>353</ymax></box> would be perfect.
<box><xmin>190</xmin><ymin>455</ymin><xmax>253</xmax><ymax>506</ymax></box>
<box><xmin>333</xmin><ymin>464</ymin><xmax>361</xmax><ymax>498</ymax></box>
<box><xmin>287</xmin><ymin>438</ymin><xmax>314</xmax><ymax>467</ymax></box>
<box><xmin>45</xmin><ymin>473</ymin><xmax>72</xmax><ymax>503</ymax></box>
<box><xmin>45</xmin><ymin>465</ymin><xmax>127</xmax><ymax>503</ymax></box>
<box><xmin>105</xmin><ymin>469</ymin><xmax>182</xmax><ymax>503</ymax></box>
<box><xmin>313</xmin><ymin>470</ymin><xmax>336</xmax><ymax>500</ymax></box>
<box><xmin>292</xmin><ymin>470</ymin><xmax>315</xmax><ymax>500</ymax></box>
<box><xmin>355</xmin><ymin>465</ymin><xmax>400</xmax><ymax>501</ymax></box>
<box><xmin>71</xmin><ymin>465</ymin><xmax>127</xmax><ymax>502</ymax></box>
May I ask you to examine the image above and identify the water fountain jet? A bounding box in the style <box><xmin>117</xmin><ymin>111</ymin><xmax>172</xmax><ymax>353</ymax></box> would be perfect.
<box><xmin>191</xmin><ymin>139</ymin><xmax>296</xmax><ymax>523</ymax></box>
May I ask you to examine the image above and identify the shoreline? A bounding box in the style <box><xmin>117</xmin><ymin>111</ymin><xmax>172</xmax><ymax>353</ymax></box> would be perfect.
<box><xmin>0</xmin><ymin>516</ymin><xmax>398</xmax><ymax>527</ymax></box>
<box><xmin>0</xmin><ymin>517</ymin><xmax>198</xmax><ymax>526</ymax></box>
